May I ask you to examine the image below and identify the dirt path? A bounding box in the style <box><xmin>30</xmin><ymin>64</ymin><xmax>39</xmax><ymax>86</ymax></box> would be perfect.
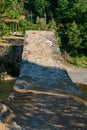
<box><xmin>64</xmin><ymin>65</ymin><xmax>87</xmax><ymax>85</ymax></box>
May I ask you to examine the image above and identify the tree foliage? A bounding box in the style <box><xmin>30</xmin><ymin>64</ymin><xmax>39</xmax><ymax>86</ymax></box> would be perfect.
<box><xmin>0</xmin><ymin>0</ymin><xmax>24</xmax><ymax>37</ymax></box>
<box><xmin>0</xmin><ymin>0</ymin><xmax>87</xmax><ymax>56</ymax></box>
<box><xmin>66</xmin><ymin>22</ymin><xmax>82</xmax><ymax>55</ymax></box>
<box><xmin>25</xmin><ymin>0</ymin><xmax>50</xmax><ymax>17</ymax></box>
<box><xmin>0</xmin><ymin>0</ymin><xmax>24</xmax><ymax>19</ymax></box>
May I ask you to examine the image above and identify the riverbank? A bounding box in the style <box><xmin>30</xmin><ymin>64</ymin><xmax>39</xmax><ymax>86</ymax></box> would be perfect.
<box><xmin>64</xmin><ymin>65</ymin><xmax>87</xmax><ymax>85</ymax></box>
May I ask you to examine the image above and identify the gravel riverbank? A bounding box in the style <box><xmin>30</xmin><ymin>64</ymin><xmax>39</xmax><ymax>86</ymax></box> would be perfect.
<box><xmin>64</xmin><ymin>65</ymin><xmax>87</xmax><ymax>85</ymax></box>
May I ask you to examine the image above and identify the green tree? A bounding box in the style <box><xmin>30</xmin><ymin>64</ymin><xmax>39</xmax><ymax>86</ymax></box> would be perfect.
<box><xmin>7</xmin><ymin>0</ymin><xmax>24</xmax><ymax>18</ymax></box>
<box><xmin>50</xmin><ymin>0</ymin><xmax>87</xmax><ymax>56</ymax></box>
<box><xmin>66</xmin><ymin>21</ymin><xmax>82</xmax><ymax>55</ymax></box>
<box><xmin>0</xmin><ymin>0</ymin><xmax>24</xmax><ymax>37</ymax></box>
<box><xmin>56</xmin><ymin>0</ymin><xmax>69</xmax><ymax>23</ymax></box>
<box><xmin>25</xmin><ymin>0</ymin><xmax>50</xmax><ymax>17</ymax></box>
<box><xmin>0</xmin><ymin>0</ymin><xmax>11</xmax><ymax>37</ymax></box>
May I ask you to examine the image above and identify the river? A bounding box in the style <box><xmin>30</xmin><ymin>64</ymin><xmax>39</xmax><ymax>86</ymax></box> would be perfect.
<box><xmin>0</xmin><ymin>80</ymin><xmax>15</xmax><ymax>102</ymax></box>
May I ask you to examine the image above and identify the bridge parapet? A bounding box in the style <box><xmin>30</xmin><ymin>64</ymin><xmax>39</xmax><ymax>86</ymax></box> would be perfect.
<box><xmin>14</xmin><ymin>31</ymin><xmax>82</xmax><ymax>94</ymax></box>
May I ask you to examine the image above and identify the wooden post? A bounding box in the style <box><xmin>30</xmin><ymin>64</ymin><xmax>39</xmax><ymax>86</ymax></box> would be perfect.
<box><xmin>31</xmin><ymin>10</ymin><xmax>32</xmax><ymax>22</ymax></box>
<box><xmin>16</xmin><ymin>22</ymin><xmax>17</xmax><ymax>32</ymax></box>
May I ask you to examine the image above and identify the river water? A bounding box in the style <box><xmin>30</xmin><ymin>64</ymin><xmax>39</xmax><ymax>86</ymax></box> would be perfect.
<box><xmin>0</xmin><ymin>80</ymin><xmax>15</xmax><ymax>101</ymax></box>
<box><xmin>76</xmin><ymin>83</ymin><xmax>87</xmax><ymax>95</ymax></box>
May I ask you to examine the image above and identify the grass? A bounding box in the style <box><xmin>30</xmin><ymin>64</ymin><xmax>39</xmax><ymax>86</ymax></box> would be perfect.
<box><xmin>72</xmin><ymin>56</ymin><xmax>87</xmax><ymax>68</ymax></box>
<box><xmin>63</xmin><ymin>53</ymin><xmax>87</xmax><ymax>68</ymax></box>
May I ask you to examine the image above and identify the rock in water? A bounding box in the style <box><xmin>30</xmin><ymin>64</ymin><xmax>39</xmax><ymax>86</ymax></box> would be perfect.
<box><xmin>14</xmin><ymin>31</ymin><xmax>82</xmax><ymax>94</ymax></box>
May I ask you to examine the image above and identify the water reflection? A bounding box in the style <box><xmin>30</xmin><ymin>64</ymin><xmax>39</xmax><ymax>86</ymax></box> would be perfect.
<box><xmin>0</xmin><ymin>80</ymin><xmax>15</xmax><ymax>101</ymax></box>
<box><xmin>76</xmin><ymin>83</ymin><xmax>87</xmax><ymax>95</ymax></box>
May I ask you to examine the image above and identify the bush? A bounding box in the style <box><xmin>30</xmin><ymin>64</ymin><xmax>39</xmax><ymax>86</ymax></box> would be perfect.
<box><xmin>19</xmin><ymin>19</ymin><xmax>37</xmax><ymax>34</ymax></box>
<box><xmin>0</xmin><ymin>21</ymin><xmax>11</xmax><ymax>38</ymax></box>
<box><xmin>48</xmin><ymin>19</ymin><xmax>57</xmax><ymax>31</ymax></box>
<box><xmin>36</xmin><ymin>17</ymin><xmax>48</xmax><ymax>30</ymax></box>
<box><xmin>48</xmin><ymin>19</ymin><xmax>61</xmax><ymax>46</ymax></box>
<box><xmin>65</xmin><ymin>21</ymin><xmax>82</xmax><ymax>56</ymax></box>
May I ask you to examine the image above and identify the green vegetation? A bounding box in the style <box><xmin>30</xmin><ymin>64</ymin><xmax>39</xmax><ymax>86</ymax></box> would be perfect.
<box><xmin>72</xmin><ymin>56</ymin><xmax>87</xmax><ymax>68</ymax></box>
<box><xmin>0</xmin><ymin>0</ymin><xmax>87</xmax><ymax>65</ymax></box>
